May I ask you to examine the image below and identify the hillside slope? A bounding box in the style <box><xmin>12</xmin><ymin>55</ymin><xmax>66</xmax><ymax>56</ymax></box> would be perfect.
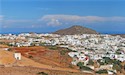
<box><xmin>0</xmin><ymin>50</ymin><xmax>78</xmax><ymax>72</ymax></box>
<box><xmin>53</xmin><ymin>25</ymin><xmax>98</xmax><ymax>35</ymax></box>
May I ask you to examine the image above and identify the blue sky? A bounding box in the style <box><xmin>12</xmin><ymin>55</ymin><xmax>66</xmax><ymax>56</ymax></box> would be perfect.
<box><xmin>0</xmin><ymin>0</ymin><xmax>125</xmax><ymax>34</ymax></box>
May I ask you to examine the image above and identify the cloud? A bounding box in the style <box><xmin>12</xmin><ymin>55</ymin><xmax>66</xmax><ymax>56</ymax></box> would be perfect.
<box><xmin>40</xmin><ymin>14</ymin><xmax>125</xmax><ymax>26</ymax></box>
<box><xmin>2</xmin><ymin>19</ymin><xmax>32</xmax><ymax>28</ymax></box>
<box><xmin>47</xmin><ymin>19</ymin><xmax>62</xmax><ymax>26</ymax></box>
<box><xmin>108</xmin><ymin>17</ymin><xmax>125</xmax><ymax>22</ymax></box>
<box><xmin>2</xmin><ymin>19</ymin><xmax>32</xmax><ymax>25</ymax></box>
<box><xmin>5</xmin><ymin>20</ymin><xmax>31</xmax><ymax>23</ymax></box>
<box><xmin>0</xmin><ymin>15</ymin><xmax>4</xmax><ymax>21</ymax></box>
<box><xmin>2</xmin><ymin>15</ymin><xmax>125</xmax><ymax>28</ymax></box>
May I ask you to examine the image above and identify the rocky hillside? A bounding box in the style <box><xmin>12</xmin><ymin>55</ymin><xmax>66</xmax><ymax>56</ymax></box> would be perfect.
<box><xmin>112</xmin><ymin>34</ymin><xmax>125</xmax><ymax>38</ymax></box>
<box><xmin>53</xmin><ymin>25</ymin><xmax>98</xmax><ymax>35</ymax></box>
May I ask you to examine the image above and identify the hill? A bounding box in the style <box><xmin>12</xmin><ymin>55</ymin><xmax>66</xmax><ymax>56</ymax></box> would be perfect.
<box><xmin>53</xmin><ymin>25</ymin><xmax>98</xmax><ymax>35</ymax></box>
<box><xmin>0</xmin><ymin>49</ymin><xmax>78</xmax><ymax>72</ymax></box>
<box><xmin>112</xmin><ymin>34</ymin><xmax>125</xmax><ymax>38</ymax></box>
<box><xmin>0</xmin><ymin>47</ymin><xmax>94</xmax><ymax>75</ymax></box>
<box><xmin>117</xmin><ymin>34</ymin><xmax>125</xmax><ymax>38</ymax></box>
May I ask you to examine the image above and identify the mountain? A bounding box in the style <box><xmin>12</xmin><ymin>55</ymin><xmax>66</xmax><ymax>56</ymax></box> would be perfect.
<box><xmin>112</xmin><ymin>34</ymin><xmax>125</xmax><ymax>38</ymax></box>
<box><xmin>119</xmin><ymin>35</ymin><xmax>125</xmax><ymax>38</ymax></box>
<box><xmin>53</xmin><ymin>25</ymin><xmax>98</xmax><ymax>35</ymax></box>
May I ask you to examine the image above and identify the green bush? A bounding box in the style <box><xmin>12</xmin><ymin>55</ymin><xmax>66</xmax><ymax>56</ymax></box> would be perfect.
<box><xmin>103</xmin><ymin>57</ymin><xmax>113</xmax><ymax>64</ymax></box>
<box><xmin>77</xmin><ymin>62</ymin><xmax>84</xmax><ymax>68</ymax></box>
<box><xmin>8</xmin><ymin>48</ymin><xmax>12</xmax><ymax>51</ymax></box>
<box><xmin>49</xmin><ymin>46</ymin><xmax>57</xmax><ymax>50</ymax></box>
<box><xmin>97</xmin><ymin>59</ymin><xmax>105</xmax><ymax>65</ymax></box>
<box><xmin>115</xmin><ymin>51</ymin><xmax>121</xmax><ymax>55</ymax></box>
<box><xmin>30</xmin><ymin>43</ymin><xmax>35</xmax><ymax>46</ymax></box>
<box><xmin>80</xmin><ymin>66</ymin><xmax>93</xmax><ymax>71</ymax></box>
<box><xmin>7</xmin><ymin>44</ymin><xmax>14</xmax><ymax>46</ymax></box>
<box><xmin>59</xmin><ymin>50</ymin><xmax>68</xmax><ymax>55</ymax></box>
<box><xmin>77</xmin><ymin>62</ymin><xmax>93</xmax><ymax>71</ymax></box>
<box><xmin>87</xmin><ymin>59</ymin><xmax>94</xmax><ymax>65</ymax></box>
<box><xmin>113</xmin><ymin>59</ymin><xmax>121</xmax><ymax>66</ymax></box>
<box><xmin>113</xmin><ymin>64</ymin><xmax>122</xmax><ymax>72</ymax></box>
<box><xmin>37</xmin><ymin>72</ymin><xmax>48</xmax><ymax>75</ymax></box>
<box><xmin>39</xmin><ymin>42</ymin><xmax>46</xmax><ymax>46</ymax></box>
<box><xmin>96</xmin><ymin>69</ymin><xmax>108</xmax><ymax>74</ymax></box>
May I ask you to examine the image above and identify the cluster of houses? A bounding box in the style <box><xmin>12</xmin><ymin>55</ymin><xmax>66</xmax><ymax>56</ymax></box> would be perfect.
<box><xmin>1</xmin><ymin>33</ymin><xmax>125</xmax><ymax>74</ymax></box>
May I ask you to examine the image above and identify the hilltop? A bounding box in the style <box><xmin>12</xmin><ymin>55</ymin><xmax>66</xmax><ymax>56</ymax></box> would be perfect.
<box><xmin>53</xmin><ymin>25</ymin><xmax>98</xmax><ymax>35</ymax></box>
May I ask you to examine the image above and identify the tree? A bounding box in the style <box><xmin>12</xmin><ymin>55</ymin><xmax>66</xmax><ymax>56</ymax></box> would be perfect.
<box><xmin>77</xmin><ymin>62</ymin><xmax>84</xmax><ymax>68</ymax></box>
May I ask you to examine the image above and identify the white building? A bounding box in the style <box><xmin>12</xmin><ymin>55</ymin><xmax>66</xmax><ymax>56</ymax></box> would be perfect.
<box><xmin>14</xmin><ymin>53</ymin><xmax>21</xmax><ymax>60</ymax></box>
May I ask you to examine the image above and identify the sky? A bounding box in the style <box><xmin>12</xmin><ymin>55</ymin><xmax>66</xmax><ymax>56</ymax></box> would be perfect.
<box><xmin>0</xmin><ymin>0</ymin><xmax>125</xmax><ymax>34</ymax></box>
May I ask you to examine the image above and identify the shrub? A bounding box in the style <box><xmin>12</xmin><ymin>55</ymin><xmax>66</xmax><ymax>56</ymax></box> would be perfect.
<box><xmin>39</xmin><ymin>42</ymin><xmax>46</xmax><ymax>46</ymax></box>
<box><xmin>69</xmin><ymin>64</ymin><xmax>73</xmax><ymax>68</ymax></box>
<box><xmin>80</xmin><ymin>66</ymin><xmax>93</xmax><ymax>71</ymax></box>
<box><xmin>30</xmin><ymin>43</ymin><xmax>35</xmax><ymax>46</ymax></box>
<box><xmin>37</xmin><ymin>72</ymin><xmax>48</xmax><ymax>75</ymax></box>
<box><xmin>103</xmin><ymin>57</ymin><xmax>113</xmax><ymax>64</ymax></box>
<box><xmin>97</xmin><ymin>59</ymin><xmax>105</xmax><ymax>65</ymax></box>
<box><xmin>49</xmin><ymin>46</ymin><xmax>57</xmax><ymax>50</ymax></box>
<box><xmin>87</xmin><ymin>59</ymin><xmax>94</xmax><ymax>65</ymax></box>
<box><xmin>28</xmin><ymin>55</ymin><xmax>33</xmax><ymax>58</ymax></box>
<box><xmin>115</xmin><ymin>51</ymin><xmax>121</xmax><ymax>55</ymax></box>
<box><xmin>77</xmin><ymin>62</ymin><xmax>93</xmax><ymax>71</ymax></box>
<box><xmin>7</xmin><ymin>44</ymin><xmax>13</xmax><ymax>46</ymax></box>
<box><xmin>8</xmin><ymin>48</ymin><xmax>12</xmax><ymax>51</ymax></box>
<box><xmin>96</xmin><ymin>69</ymin><xmax>108</xmax><ymax>74</ymax></box>
<box><xmin>60</xmin><ymin>50</ymin><xmax>67</xmax><ymax>55</ymax></box>
<box><xmin>113</xmin><ymin>64</ymin><xmax>122</xmax><ymax>72</ymax></box>
<box><xmin>67</xmin><ymin>48</ymin><xmax>73</xmax><ymax>51</ymax></box>
<box><xmin>113</xmin><ymin>59</ymin><xmax>121</xmax><ymax>66</ymax></box>
<box><xmin>77</xmin><ymin>62</ymin><xmax>84</xmax><ymax>68</ymax></box>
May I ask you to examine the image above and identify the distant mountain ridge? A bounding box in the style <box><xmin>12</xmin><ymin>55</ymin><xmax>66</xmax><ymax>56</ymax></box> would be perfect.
<box><xmin>53</xmin><ymin>25</ymin><xmax>98</xmax><ymax>35</ymax></box>
<box><xmin>112</xmin><ymin>34</ymin><xmax>125</xmax><ymax>38</ymax></box>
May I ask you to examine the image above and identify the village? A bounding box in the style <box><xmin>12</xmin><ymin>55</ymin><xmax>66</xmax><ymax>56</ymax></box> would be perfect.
<box><xmin>0</xmin><ymin>33</ymin><xmax>125</xmax><ymax>75</ymax></box>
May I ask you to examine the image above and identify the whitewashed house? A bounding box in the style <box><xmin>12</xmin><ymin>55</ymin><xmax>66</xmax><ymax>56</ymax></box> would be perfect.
<box><xmin>14</xmin><ymin>53</ymin><xmax>21</xmax><ymax>60</ymax></box>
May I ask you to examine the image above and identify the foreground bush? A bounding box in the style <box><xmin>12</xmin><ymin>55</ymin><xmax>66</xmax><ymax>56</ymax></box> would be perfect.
<box><xmin>37</xmin><ymin>72</ymin><xmax>48</xmax><ymax>75</ymax></box>
<box><xmin>96</xmin><ymin>69</ymin><xmax>108</xmax><ymax>74</ymax></box>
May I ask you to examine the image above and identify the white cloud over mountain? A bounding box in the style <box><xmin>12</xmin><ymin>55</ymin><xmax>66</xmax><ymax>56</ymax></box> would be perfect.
<box><xmin>40</xmin><ymin>15</ymin><xmax>125</xmax><ymax>26</ymax></box>
<box><xmin>2</xmin><ymin>14</ymin><xmax>125</xmax><ymax>28</ymax></box>
<box><xmin>47</xmin><ymin>19</ymin><xmax>62</xmax><ymax>26</ymax></box>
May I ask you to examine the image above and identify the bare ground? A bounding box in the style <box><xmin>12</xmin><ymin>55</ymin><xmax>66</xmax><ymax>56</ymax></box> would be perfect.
<box><xmin>0</xmin><ymin>66</ymin><xmax>93</xmax><ymax>75</ymax></box>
